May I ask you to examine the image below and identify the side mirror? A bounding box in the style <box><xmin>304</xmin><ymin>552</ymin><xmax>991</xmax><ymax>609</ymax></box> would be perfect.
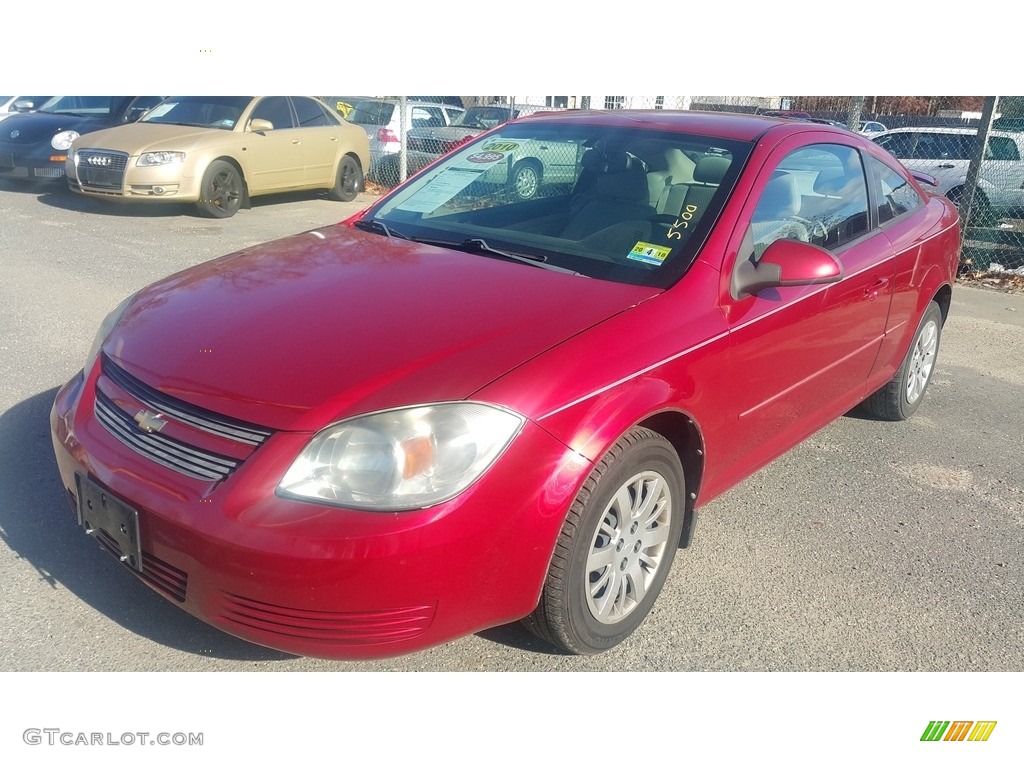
<box><xmin>247</xmin><ymin>118</ymin><xmax>274</xmax><ymax>133</ymax></box>
<box><xmin>13</xmin><ymin>100</ymin><xmax>35</xmax><ymax>112</ymax></box>
<box><xmin>732</xmin><ymin>238</ymin><xmax>843</xmax><ymax>299</ymax></box>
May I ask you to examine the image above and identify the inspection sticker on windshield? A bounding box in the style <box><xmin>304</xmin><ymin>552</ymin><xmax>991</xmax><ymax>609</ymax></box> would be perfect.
<box><xmin>627</xmin><ymin>242</ymin><xmax>671</xmax><ymax>266</ymax></box>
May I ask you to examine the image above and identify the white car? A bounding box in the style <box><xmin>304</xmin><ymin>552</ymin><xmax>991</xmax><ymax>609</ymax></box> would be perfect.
<box><xmin>872</xmin><ymin>126</ymin><xmax>1024</xmax><ymax>223</ymax></box>
<box><xmin>858</xmin><ymin>120</ymin><xmax>887</xmax><ymax>135</ymax></box>
<box><xmin>0</xmin><ymin>95</ymin><xmax>51</xmax><ymax>122</ymax></box>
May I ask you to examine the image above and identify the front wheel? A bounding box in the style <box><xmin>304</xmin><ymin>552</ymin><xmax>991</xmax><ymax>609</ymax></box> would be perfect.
<box><xmin>861</xmin><ymin>301</ymin><xmax>942</xmax><ymax>421</ymax></box>
<box><xmin>523</xmin><ymin>427</ymin><xmax>684</xmax><ymax>654</ymax></box>
<box><xmin>510</xmin><ymin>160</ymin><xmax>541</xmax><ymax>200</ymax></box>
<box><xmin>328</xmin><ymin>156</ymin><xmax>363</xmax><ymax>202</ymax></box>
<box><xmin>195</xmin><ymin>160</ymin><xmax>243</xmax><ymax>218</ymax></box>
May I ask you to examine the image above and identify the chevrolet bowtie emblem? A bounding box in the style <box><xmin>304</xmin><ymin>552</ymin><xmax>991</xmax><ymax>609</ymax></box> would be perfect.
<box><xmin>134</xmin><ymin>410</ymin><xmax>168</xmax><ymax>433</ymax></box>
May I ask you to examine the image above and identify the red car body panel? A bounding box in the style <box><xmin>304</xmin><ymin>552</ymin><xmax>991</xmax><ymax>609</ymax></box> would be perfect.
<box><xmin>50</xmin><ymin>111</ymin><xmax>960</xmax><ymax>658</ymax></box>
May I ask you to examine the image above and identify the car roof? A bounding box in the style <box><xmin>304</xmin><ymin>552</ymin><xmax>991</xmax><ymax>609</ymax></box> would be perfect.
<box><xmin>513</xmin><ymin>109</ymin><xmax>846</xmax><ymax>142</ymax></box>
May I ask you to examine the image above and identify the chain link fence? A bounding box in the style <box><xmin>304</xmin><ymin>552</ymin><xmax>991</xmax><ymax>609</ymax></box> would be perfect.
<box><xmin>323</xmin><ymin>95</ymin><xmax>1024</xmax><ymax>273</ymax></box>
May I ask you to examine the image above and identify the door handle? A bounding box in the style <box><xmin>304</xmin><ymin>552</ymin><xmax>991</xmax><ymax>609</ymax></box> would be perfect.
<box><xmin>864</xmin><ymin>277</ymin><xmax>890</xmax><ymax>301</ymax></box>
<box><xmin>937</xmin><ymin>163</ymin><xmax>955</xmax><ymax>169</ymax></box>
<box><xmin>291</xmin><ymin>139</ymin><xmax>301</xmax><ymax>145</ymax></box>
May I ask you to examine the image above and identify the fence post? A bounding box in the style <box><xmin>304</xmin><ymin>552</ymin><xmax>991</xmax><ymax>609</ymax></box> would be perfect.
<box><xmin>846</xmin><ymin>97</ymin><xmax>865</xmax><ymax>132</ymax></box>
<box><xmin>961</xmin><ymin>96</ymin><xmax>999</xmax><ymax>228</ymax></box>
<box><xmin>399</xmin><ymin>95</ymin><xmax>408</xmax><ymax>184</ymax></box>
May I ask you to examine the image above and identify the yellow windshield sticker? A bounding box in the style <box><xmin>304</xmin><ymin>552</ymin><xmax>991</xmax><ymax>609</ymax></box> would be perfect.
<box><xmin>627</xmin><ymin>242</ymin><xmax>671</xmax><ymax>266</ymax></box>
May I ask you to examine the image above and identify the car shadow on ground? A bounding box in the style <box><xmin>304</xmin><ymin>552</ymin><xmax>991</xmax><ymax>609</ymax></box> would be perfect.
<box><xmin>14</xmin><ymin>177</ymin><xmax>356</xmax><ymax>219</ymax></box>
<box><xmin>475</xmin><ymin>624</ymin><xmax>571</xmax><ymax>656</ymax></box>
<box><xmin>0</xmin><ymin>388</ymin><xmax>295</xmax><ymax>664</ymax></box>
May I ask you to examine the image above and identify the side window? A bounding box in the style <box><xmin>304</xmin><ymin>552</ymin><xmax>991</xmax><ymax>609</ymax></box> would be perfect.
<box><xmin>291</xmin><ymin>97</ymin><xmax>332</xmax><ymax>127</ymax></box>
<box><xmin>250</xmin><ymin>97</ymin><xmax>294</xmax><ymax>130</ymax></box>
<box><xmin>874</xmin><ymin>132</ymin><xmax>917</xmax><ymax>159</ymax></box>
<box><xmin>987</xmin><ymin>137</ymin><xmax>1020</xmax><ymax>161</ymax></box>
<box><xmin>445</xmin><ymin>107</ymin><xmax>464</xmax><ymax>125</ymax></box>
<box><xmin>749</xmin><ymin>144</ymin><xmax>869</xmax><ymax>259</ymax></box>
<box><xmin>869</xmin><ymin>155</ymin><xmax>922</xmax><ymax>223</ymax></box>
<box><xmin>410</xmin><ymin>107</ymin><xmax>444</xmax><ymax>129</ymax></box>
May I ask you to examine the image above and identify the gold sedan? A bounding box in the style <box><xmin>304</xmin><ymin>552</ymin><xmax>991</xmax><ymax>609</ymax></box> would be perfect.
<box><xmin>66</xmin><ymin>96</ymin><xmax>370</xmax><ymax>218</ymax></box>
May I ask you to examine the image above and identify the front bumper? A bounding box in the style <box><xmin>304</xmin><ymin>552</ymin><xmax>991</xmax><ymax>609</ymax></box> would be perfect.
<box><xmin>50</xmin><ymin>366</ymin><xmax>588</xmax><ymax>659</ymax></box>
<box><xmin>0</xmin><ymin>142</ymin><xmax>67</xmax><ymax>179</ymax></box>
<box><xmin>66</xmin><ymin>150</ymin><xmax>202</xmax><ymax>201</ymax></box>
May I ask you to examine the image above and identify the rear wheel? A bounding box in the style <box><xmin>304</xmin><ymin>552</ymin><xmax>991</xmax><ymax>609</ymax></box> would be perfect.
<box><xmin>523</xmin><ymin>427</ymin><xmax>684</xmax><ymax>654</ymax></box>
<box><xmin>861</xmin><ymin>301</ymin><xmax>942</xmax><ymax>421</ymax></box>
<box><xmin>328</xmin><ymin>156</ymin><xmax>363</xmax><ymax>202</ymax></box>
<box><xmin>510</xmin><ymin>160</ymin><xmax>541</xmax><ymax>200</ymax></box>
<box><xmin>196</xmin><ymin>160</ymin><xmax>243</xmax><ymax>218</ymax></box>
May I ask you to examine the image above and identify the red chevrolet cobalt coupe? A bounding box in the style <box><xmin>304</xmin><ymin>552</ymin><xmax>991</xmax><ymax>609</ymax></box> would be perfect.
<box><xmin>51</xmin><ymin>111</ymin><xmax>960</xmax><ymax>659</ymax></box>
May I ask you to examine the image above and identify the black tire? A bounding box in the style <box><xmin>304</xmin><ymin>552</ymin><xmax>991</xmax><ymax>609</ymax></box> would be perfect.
<box><xmin>523</xmin><ymin>427</ymin><xmax>684</xmax><ymax>654</ymax></box>
<box><xmin>510</xmin><ymin>160</ymin><xmax>541</xmax><ymax>200</ymax></box>
<box><xmin>195</xmin><ymin>160</ymin><xmax>243</xmax><ymax>219</ymax></box>
<box><xmin>861</xmin><ymin>301</ymin><xmax>942</xmax><ymax>421</ymax></box>
<box><xmin>328</xmin><ymin>155</ymin><xmax>363</xmax><ymax>202</ymax></box>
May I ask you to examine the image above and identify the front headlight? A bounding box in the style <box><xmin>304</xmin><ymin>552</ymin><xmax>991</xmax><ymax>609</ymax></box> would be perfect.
<box><xmin>137</xmin><ymin>151</ymin><xmax>185</xmax><ymax>167</ymax></box>
<box><xmin>278</xmin><ymin>403</ymin><xmax>525</xmax><ymax>511</ymax></box>
<box><xmin>51</xmin><ymin>130</ymin><xmax>80</xmax><ymax>150</ymax></box>
<box><xmin>84</xmin><ymin>292</ymin><xmax>138</xmax><ymax>373</ymax></box>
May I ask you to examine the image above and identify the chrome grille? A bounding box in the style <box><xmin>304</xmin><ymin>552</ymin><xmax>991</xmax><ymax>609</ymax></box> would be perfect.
<box><xmin>75</xmin><ymin>149</ymin><xmax>128</xmax><ymax>190</ymax></box>
<box><xmin>77</xmin><ymin>149</ymin><xmax>128</xmax><ymax>171</ymax></box>
<box><xmin>102</xmin><ymin>356</ymin><xmax>272</xmax><ymax>446</ymax></box>
<box><xmin>95</xmin><ymin>391</ymin><xmax>240</xmax><ymax>481</ymax></box>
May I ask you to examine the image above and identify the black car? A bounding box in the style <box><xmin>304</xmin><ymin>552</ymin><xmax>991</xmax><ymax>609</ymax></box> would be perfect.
<box><xmin>0</xmin><ymin>96</ymin><xmax>164</xmax><ymax>182</ymax></box>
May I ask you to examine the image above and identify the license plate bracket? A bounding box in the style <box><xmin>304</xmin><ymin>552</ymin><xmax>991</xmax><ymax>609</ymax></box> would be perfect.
<box><xmin>76</xmin><ymin>475</ymin><xmax>143</xmax><ymax>572</ymax></box>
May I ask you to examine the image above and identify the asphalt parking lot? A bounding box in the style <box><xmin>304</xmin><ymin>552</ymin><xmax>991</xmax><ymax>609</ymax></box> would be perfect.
<box><xmin>1</xmin><ymin>179</ymin><xmax>1022</xmax><ymax>672</ymax></box>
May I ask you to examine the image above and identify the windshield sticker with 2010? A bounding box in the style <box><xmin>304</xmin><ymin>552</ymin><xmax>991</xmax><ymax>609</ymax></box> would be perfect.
<box><xmin>627</xmin><ymin>242</ymin><xmax>672</xmax><ymax>266</ymax></box>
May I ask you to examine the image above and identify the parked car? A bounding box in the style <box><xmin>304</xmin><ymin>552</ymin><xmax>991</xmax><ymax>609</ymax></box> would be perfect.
<box><xmin>0</xmin><ymin>95</ymin><xmax>52</xmax><ymax>122</ymax></box>
<box><xmin>0</xmin><ymin>96</ymin><xmax>163</xmax><ymax>181</ymax></box>
<box><xmin>404</xmin><ymin>105</ymin><xmax>520</xmax><ymax>170</ymax></box>
<box><xmin>344</xmin><ymin>97</ymin><xmax>464</xmax><ymax>184</ymax></box>
<box><xmin>51</xmin><ymin>110</ymin><xmax>959</xmax><ymax>660</ymax></box>
<box><xmin>404</xmin><ymin>104</ymin><xmax>568</xmax><ymax>198</ymax></box>
<box><xmin>871</xmin><ymin>125</ymin><xmax>1024</xmax><ymax>224</ymax></box>
<box><xmin>321</xmin><ymin>95</ymin><xmax>372</xmax><ymax>120</ymax></box>
<box><xmin>858</xmin><ymin>120</ymin><xmax>887</xmax><ymax>135</ymax></box>
<box><xmin>65</xmin><ymin>96</ymin><xmax>370</xmax><ymax>218</ymax></box>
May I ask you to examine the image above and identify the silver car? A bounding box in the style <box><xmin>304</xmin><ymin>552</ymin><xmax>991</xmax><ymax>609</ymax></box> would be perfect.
<box><xmin>872</xmin><ymin>126</ymin><xmax>1024</xmax><ymax>224</ymax></box>
<box><xmin>345</xmin><ymin>98</ymin><xmax>464</xmax><ymax>184</ymax></box>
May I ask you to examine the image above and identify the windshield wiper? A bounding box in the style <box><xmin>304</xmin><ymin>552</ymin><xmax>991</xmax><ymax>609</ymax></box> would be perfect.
<box><xmin>353</xmin><ymin>219</ymin><xmax>411</xmax><ymax>240</ymax></box>
<box><xmin>460</xmin><ymin>238</ymin><xmax>584</xmax><ymax>276</ymax></box>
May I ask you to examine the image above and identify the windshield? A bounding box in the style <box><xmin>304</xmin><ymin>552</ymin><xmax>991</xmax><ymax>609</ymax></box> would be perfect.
<box><xmin>451</xmin><ymin>107</ymin><xmax>516</xmax><ymax>130</ymax></box>
<box><xmin>39</xmin><ymin>96</ymin><xmax>122</xmax><ymax>116</ymax></box>
<box><xmin>347</xmin><ymin>100</ymin><xmax>395</xmax><ymax>125</ymax></box>
<box><xmin>365</xmin><ymin>122</ymin><xmax>752</xmax><ymax>288</ymax></box>
<box><xmin>140</xmin><ymin>96</ymin><xmax>254</xmax><ymax>129</ymax></box>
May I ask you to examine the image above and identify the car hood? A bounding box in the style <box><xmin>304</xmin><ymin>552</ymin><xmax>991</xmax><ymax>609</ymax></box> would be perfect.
<box><xmin>0</xmin><ymin>112</ymin><xmax>111</xmax><ymax>143</ymax></box>
<box><xmin>104</xmin><ymin>225</ymin><xmax>658</xmax><ymax>431</ymax></box>
<box><xmin>73</xmin><ymin>123</ymin><xmax>228</xmax><ymax>154</ymax></box>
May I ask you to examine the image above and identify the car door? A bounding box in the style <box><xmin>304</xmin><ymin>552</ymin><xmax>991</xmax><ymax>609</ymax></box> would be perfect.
<box><xmin>290</xmin><ymin>96</ymin><xmax>342</xmax><ymax>186</ymax></box>
<box><xmin>716</xmin><ymin>138</ymin><xmax>895</xmax><ymax>478</ymax></box>
<box><xmin>245</xmin><ymin>96</ymin><xmax>304</xmax><ymax>192</ymax></box>
<box><xmin>981</xmin><ymin>134</ymin><xmax>1024</xmax><ymax>210</ymax></box>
